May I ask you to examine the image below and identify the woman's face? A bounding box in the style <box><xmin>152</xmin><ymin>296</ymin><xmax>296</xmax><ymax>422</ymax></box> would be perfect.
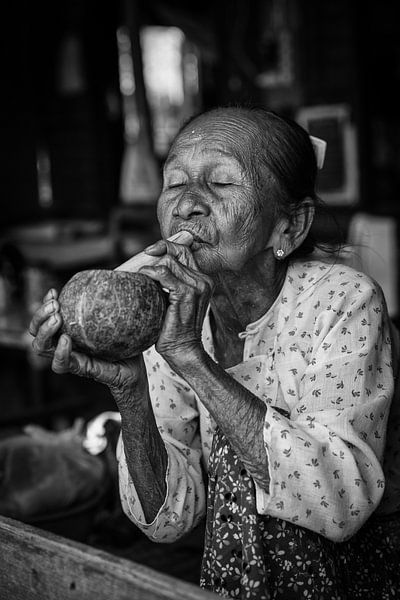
<box><xmin>157</xmin><ymin>113</ymin><xmax>278</xmax><ymax>274</ymax></box>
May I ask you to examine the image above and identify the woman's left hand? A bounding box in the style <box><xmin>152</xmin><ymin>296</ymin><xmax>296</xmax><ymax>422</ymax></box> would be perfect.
<box><xmin>139</xmin><ymin>239</ymin><xmax>213</xmax><ymax>370</ymax></box>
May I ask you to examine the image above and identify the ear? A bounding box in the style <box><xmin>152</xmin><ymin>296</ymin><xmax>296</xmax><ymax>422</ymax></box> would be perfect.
<box><xmin>268</xmin><ymin>198</ymin><xmax>315</xmax><ymax>259</ymax></box>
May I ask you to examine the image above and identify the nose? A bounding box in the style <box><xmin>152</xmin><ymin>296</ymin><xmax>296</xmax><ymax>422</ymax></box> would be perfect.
<box><xmin>172</xmin><ymin>190</ymin><xmax>210</xmax><ymax>220</ymax></box>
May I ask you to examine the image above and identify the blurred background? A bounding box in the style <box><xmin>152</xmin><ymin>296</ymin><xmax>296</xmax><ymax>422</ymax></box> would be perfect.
<box><xmin>1</xmin><ymin>0</ymin><xmax>400</xmax><ymax>583</ymax></box>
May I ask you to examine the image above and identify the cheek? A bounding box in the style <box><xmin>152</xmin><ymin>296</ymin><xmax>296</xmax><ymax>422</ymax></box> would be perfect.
<box><xmin>221</xmin><ymin>194</ymin><xmax>264</xmax><ymax>246</ymax></box>
<box><xmin>157</xmin><ymin>197</ymin><xmax>173</xmax><ymax>237</ymax></box>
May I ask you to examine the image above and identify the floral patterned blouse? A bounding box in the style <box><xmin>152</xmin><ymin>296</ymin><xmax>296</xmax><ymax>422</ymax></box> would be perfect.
<box><xmin>117</xmin><ymin>260</ymin><xmax>396</xmax><ymax>544</ymax></box>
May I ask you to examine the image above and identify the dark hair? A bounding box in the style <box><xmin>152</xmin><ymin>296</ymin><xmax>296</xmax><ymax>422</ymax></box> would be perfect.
<box><xmin>176</xmin><ymin>105</ymin><xmax>340</xmax><ymax>259</ymax></box>
<box><xmin>236</xmin><ymin>107</ymin><xmax>319</xmax><ymax>258</ymax></box>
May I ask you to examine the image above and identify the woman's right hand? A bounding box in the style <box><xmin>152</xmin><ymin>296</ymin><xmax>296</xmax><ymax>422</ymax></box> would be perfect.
<box><xmin>30</xmin><ymin>291</ymin><xmax>168</xmax><ymax>523</ymax></box>
<box><xmin>28</xmin><ymin>288</ymin><xmax>147</xmax><ymax>405</ymax></box>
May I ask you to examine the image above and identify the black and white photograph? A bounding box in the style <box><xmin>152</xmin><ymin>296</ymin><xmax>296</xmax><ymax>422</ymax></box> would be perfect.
<box><xmin>1</xmin><ymin>1</ymin><xmax>400</xmax><ymax>598</ymax></box>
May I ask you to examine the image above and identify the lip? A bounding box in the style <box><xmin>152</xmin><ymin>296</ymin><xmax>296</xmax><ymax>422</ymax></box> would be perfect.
<box><xmin>174</xmin><ymin>226</ymin><xmax>210</xmax><ymax>245</ymax></box>
<box><xmin>191</xmin><ymin>233</ymin><xmax>206</xmax><ymax>243</ymax></box>
<box><xmin>191</xmin><ymin>239</ymin><xmax>203</xmax><ymax>251</ymax></box>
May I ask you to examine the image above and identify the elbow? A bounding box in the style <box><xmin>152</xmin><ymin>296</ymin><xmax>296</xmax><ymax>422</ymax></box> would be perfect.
<box><xmin>120</xmin><ymin>502</ymin><xmax>186</xmax><ymax>544</ymax></box>
<box><xmin>121</xmin><ymin>499</ymin><xmax>205</xmax><ymax>544</ymax></box>
<box><xmin>324</xmin><ymin>524</ymin><xmax>356</xmax><ymax>544</ymax></box>
<box><xmin>148</xmin><ymin>512</ymin><xmax>205</xmax><ymax>544</ymax></box>
<box><xmin>309</xmin><ymin>517</ymin><xmax>365</xmax><ymax>544</ymax></box>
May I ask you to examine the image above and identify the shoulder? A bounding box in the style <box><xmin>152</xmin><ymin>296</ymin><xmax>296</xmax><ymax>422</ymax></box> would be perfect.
<box><xmin>288</xmin><ymin>259</ymin><xmax>385</xmax><ymax>304</ymax></box>
<box><xmin>282</xmin><ymin>259</ymin><xmax>390</xmax><ymax>340</ymax></box>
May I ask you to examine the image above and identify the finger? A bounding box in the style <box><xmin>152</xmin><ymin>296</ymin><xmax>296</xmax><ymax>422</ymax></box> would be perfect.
<box><xmin>143</xmin><ymin>253</ymin><xmax>197</xmax><ymax>282</ymax></box>
<box><xmin>52</xmin><ymin>334</ymin><xmax>75</xmax><ymax>374</ymax></box>
<box><xmin>139</xmin><ymin>256</ymin><xmax>195</xmax><ymax>289</ymax></box>
<box><xmin>146</xmin><ymin>240</ymin><xmax>198</xmax><ymax>269</ymax></box>
<box><xmin>31</xmin><ymin>312</ymin><xmax>62</xmax><ymax>355</ymax></box>
<box><xmin>29</xmin><ymin>298</ymin><xmax>59</xmax><ymax>336</ymax></box>
<box><xmin>139</xmin><ymin>264</ymin><xmax>209</xmax><ymax>304</ymax></box>
<box><xmin>33</xmin><ymin>349</ymin><xmax>55</xmax><ymax>360</ymax></box>
<box><xmin>144</xmin><ymin>240</ymin><xmax>168</xmax><ymax>257</ymax></box>
<box><xmin>68</xmin><ymin>353</ymin><xmax>124</xmax><ymax>386</ymax></box>
<box><xmin>42</xmin><ymin>288</ymin><xmax>58</xmax><ymax>303</ymax></box>
<box><xmin>163</xmin><ymin>241</ymin><xmax>198</xmax><ymax>269</ymax></box>
<box><xmin>52</xmin><ymin>335</ymin><xmax>127</xmax><ymax>386</ymax></box>
<box><xmin>143</xmin><ymin>255</ymin><xmax>213</xmax><ymax>296</ymax></box>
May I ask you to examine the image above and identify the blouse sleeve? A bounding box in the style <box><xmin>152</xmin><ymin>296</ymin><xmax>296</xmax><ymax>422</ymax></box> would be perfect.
<box><xmin>256</xmin><ymin>278</ymin><xmax>394</xmax><ymax>542</ymax></box>
<box><xmin>117</xmin><ymin>346</ymin><xmax>206</xmax><ymax>543</ymax></box>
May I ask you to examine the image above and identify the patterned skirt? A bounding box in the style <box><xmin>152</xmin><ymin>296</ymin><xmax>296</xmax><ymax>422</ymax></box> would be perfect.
<box><xmin>200</xmin><ymin>427</ymin><xmax>400</xmax><ymax>600</ymax></box>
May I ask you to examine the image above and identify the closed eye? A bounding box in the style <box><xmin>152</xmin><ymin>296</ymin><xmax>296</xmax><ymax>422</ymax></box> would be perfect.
<box><xmin>210</xmin><ymin>181</ymin><xmax>233</xmax><ymax>187</ymax></box>
<box><xmin>168</xmin><ymin>183</ymin><xmax>185</xmax><ymax>189</ymax></box>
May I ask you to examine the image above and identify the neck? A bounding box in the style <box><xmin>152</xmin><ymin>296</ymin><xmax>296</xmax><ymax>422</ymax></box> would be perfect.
<box><xmin>209</xmin><ymin>251</ymin><xmax>287</xmax><ymax>335</ymax></box>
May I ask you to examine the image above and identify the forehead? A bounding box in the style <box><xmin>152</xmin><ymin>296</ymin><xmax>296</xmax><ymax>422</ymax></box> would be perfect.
<box><xmin>166</xmin><ymin>113</ymin><xmax>258</xmax><ymax>169</ymax></box>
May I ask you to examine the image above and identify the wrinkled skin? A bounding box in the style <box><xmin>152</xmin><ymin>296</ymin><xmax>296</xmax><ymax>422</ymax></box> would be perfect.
<box><xmin>158</xmin><ymin>113</ymin><xmax>273</xmax><ymax>275</ymax></box>
<box><xmin>29</xmin><ymin>108</ymin><xmax>314</xmax><ymax>523</ymax></box>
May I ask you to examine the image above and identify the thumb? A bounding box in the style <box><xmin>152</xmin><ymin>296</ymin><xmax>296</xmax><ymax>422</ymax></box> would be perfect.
<box><xmin>144</xmin><ymin>239</ymin><xmax>168</xmax><ymax>257</ymax></box>
<box><xmin>162</xmin><ymin>241</ymin><xmax>198</xmax><ymax>269</ymax></box>
<box><xmin>52</xmin><ymin>334</ymin><xmax>122</xmax><ymax>386</ymax></box>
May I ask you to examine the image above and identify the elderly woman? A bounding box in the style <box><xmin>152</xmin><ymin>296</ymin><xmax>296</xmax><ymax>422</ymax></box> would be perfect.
<box><xmin>30</xmin><ymin>107</ymin><xmax>400</xmax><ymax>599</ymax></box>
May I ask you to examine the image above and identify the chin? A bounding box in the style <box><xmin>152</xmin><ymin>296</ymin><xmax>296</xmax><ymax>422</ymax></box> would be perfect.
<box><xmin>194</xmin><ymin>251</ymin><xmax>226</xmax><ymax>275</ymax></box>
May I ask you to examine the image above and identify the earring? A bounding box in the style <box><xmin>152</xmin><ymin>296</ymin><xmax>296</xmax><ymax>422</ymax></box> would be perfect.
<box><xmin>275</xmin><ymin>248</ymin><xmax>285</xmax><ymax>259</ymax></box>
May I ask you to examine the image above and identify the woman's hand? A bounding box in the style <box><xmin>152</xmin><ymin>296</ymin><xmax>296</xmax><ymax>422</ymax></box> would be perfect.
<box><xmin>28</xmin><ymin>289</ymin><xmax>146</xmax><ymax>406</ymax></box>
<box><xmin>30</xmin><ymin>288</ymin><xmax>168</xmax><ymax>523</ymax></box>
<box><xmin>140</xmin><ymin>239</ymin><xmax>214</xmax><ymax>371</ymax></box>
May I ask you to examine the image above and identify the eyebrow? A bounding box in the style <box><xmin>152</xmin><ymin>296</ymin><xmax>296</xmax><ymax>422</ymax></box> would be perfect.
<box><xmin>163</xmin><ymin>153</ymin><xmax>181</xmax><ymax>169</ymax></box>
<box><xmin>164</xmin><ymin>148</ymin><xmax>245</xmax><ymax>170</ymax></box>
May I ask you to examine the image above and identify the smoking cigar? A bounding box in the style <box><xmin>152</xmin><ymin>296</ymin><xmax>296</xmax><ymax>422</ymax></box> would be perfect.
<box><xmin>115</xmin><ymin>231</ymin><xmax>194</xmax><ymax>273</ymax></box>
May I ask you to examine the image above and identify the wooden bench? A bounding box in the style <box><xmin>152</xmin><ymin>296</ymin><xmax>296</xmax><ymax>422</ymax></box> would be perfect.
<box><xmin>0</xmin><ymin>515</ymin><xmax>216</xmax><ymax>599</ymax></box>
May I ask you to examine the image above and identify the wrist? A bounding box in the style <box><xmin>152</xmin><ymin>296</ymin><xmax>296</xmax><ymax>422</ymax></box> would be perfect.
<box><xmin>106</xmin><ymin>351</ymin><xmax>146</xmax><ymax>393</ymax></box>
<box><xmin>109</xmin><ymin>366</ymin><xmax>149</xmax><ymax>412</ymax></box>
<box><xmin>164</xmin><ymin>344</ymin><xmax>209</xmax><ymax>379</ymax></box>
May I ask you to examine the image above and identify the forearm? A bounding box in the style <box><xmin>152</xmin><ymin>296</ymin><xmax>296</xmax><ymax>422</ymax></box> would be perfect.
<box><xmin>111</xmin><ymin>381</ymin><xmax>168</xmax><ymax>523</ymax></box>
<box><xmin>170</xmin><ymin>348</ymin><xmax>270</xmax><ymax>490</ymax></box>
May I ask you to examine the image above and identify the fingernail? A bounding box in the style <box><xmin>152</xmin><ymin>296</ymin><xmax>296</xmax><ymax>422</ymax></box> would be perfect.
<box><xmin>51</xmin><ymin>315</ymin><xmax>58</xmax><ymax>325</ymax></box>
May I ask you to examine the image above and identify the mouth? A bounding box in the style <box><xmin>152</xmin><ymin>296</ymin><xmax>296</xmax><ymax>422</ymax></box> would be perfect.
<box><xmin>191</xmin><ymin>233</ymin><xmax>205</xmax><ymax>244</ymax></box>
<box><xmin>175</xmin><ymin>227</ymin><xmax>209</xmax><ymax>246</ymax></box>
<box><xmin>190</xmin><ymin>239</ymin><xmax>203</xmax><ymax>251</ymax></box>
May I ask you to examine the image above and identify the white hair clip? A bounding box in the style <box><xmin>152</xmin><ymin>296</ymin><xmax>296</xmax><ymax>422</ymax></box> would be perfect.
<box><xmin>309</xmin><ymin>135</ymin><xmax>327</xmax><ymax>169</ymax></box>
